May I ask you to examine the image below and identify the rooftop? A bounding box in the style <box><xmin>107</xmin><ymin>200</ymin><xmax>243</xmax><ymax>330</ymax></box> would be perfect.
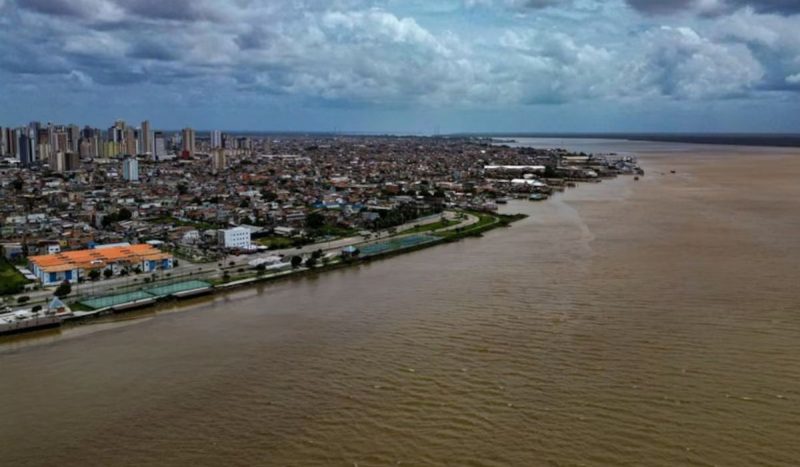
<box><xmin>29</xmin><ymin>244</ymin><xmax>171</xmax><ymax>272</ymax></box>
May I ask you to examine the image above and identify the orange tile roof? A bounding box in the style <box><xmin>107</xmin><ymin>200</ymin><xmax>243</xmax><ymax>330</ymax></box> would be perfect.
<box><xmin>29</xmin><ymin>245</ymin><xmax>173</xmax><ymax>273</ymax></box>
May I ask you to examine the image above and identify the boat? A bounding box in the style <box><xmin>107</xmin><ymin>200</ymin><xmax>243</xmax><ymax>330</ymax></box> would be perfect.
<box><xmin>528</xmin><ymin>193</ymin><xmax>548</xmax><ymax>201</ymax></box>
<box><xmin>495</xmin><ymin>197</ymin><xmax>509</xmax><ymax>204</ymax></box>
<box><xmin>0</xmin><ymin>308</ymin><xmax>62</xmax><ymax>336</ymax></box>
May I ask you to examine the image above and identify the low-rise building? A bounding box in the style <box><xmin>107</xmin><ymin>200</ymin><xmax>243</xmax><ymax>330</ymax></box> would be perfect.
<box><xmin>218</xmin><ymin>226</ymin><xmax>251</xmax><ymax>250</ymax></box>
<box><xmin>28</xmin><ymin>244</ymin><xmax>174</xmax><ymax>286</ymax></box>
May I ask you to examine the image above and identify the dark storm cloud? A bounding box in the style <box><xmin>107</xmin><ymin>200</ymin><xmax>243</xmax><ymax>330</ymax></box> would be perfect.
<box><xmin>519</xmin><ymin>0</ymin><xmax>565</xmax><ymax>7</ymax></box>
<box><xmin>625</xmin><ymin>0</ymin><xmax>694</xmax><ymax>15</ymax></box>
<box><xmin>121</xmin><ymin>0</ymin><xmax>221</xmax><ymax>21</ymax></box>
<box><xmin>16</xmin><ymin>0</ymin><xmax>222</xmax><ymax>22</ymax></box>
<box><xmin>16</xmin><ymin>0</ymin><xmax>91</xmax><ymax>18</ymax></box>
<box><xmin>626</xmin><ymin>0</ymin><xmax>800</xmax><ymax>15</ymax></box>
<box><xmin>127</xmin><ymin>40</ymin><xmax>180</xmax><ymax>61</ymax></box>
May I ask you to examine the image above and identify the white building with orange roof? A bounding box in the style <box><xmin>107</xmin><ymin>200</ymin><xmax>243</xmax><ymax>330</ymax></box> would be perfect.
<box><xmin>28</xmin><ymin>244</ymin><xmax>174</xmax><ymax>286</ymax></box>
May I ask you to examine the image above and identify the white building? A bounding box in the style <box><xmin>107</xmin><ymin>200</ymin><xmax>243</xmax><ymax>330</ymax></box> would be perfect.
<box><xmin>218</xmin><ymin>227</ymin><xmax>252</xmax><ymax>250</ymax></box>
<box><xmin>122</xmin><ymin>158</ymin><xmax>139</xmax><ymax>182</ymax></box>
<box><xmin>485</xmin><ymin>165</ymin><xmax>546</xmax><ymax>173</ymax></box>
<box><xmin>211</xmin><ymin>130</ymin><xmax>222</xmax><ymax>149</ymax></box>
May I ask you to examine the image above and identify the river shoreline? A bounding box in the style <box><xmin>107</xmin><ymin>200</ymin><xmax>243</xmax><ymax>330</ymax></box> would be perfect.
<box><xmin>5</xmin><ymin>210</ymin><xmax>529</xmax><ymax>336</ymax></box>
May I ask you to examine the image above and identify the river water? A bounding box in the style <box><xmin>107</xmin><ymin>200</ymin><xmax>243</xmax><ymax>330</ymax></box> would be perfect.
<box><xmin>2</xmin><ymin>141</ymin><xmax>800</xmax><ymax>466</ymax></box>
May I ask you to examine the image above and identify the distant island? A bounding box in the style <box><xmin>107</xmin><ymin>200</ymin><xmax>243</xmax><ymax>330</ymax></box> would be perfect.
<box><xmin>460</xmin><ymin>133</ymin><xmax>800</xmax><ymax>148</ymax></box>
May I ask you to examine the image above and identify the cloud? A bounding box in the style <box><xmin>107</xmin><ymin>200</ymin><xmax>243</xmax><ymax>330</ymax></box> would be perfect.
<box><xmin>625</xmin><ymin>0</ymin><xmax>800</xmax><ymax>16</ymax></box>
<box><xmin>16</xmin><ymin>0</ymin><xmax>125</xmax><ymax>21</ymax></box>
<box><xmin>631</xmin><ymin>26</ymin><xmax>765</xmax><ymax>98</ymax></box>
<box><xmin>16</xmin><ymin>0</ymin><xmax>222</xmax><ymax>22</ymax></box>
<box><xmin>0</xmin><ymin>0</ymin><xmax>798</xmax><ymax>130</ymax></box>
<box><xmin>464</xmin><ymin>0</ymin><xmax>572</xmax><ymax>10</ymax></box>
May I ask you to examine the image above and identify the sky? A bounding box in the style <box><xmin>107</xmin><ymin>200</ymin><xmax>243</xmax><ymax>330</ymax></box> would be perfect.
<box><xmin>0</xmin><ymin>0</ymin><xmax>799</xmax><ymax>133</ymax></box>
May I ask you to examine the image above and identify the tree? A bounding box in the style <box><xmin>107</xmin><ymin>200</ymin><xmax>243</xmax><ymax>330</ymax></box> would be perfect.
<box><xmin>103</xmin><ymin>269</ymin><xmax>114</xmax><ymax>279</ymax></box>
<box><xmin>118</xmin><ymin>207</ymin><xmax>132</xmax><ymax>221</ymax></box>
<box><xmin>12</xmin><ymin>178</ymin><xmax>23</xmax><ymax>191</ymax></box>
<box><xmin>306</xmin><ymin>212</ymin><xmax>325</xmax><ymax>230</ymax></box>
<box><xmin>54</xmin><ymin>281</ymin><xmax>72</xmax><ymax>298</ymax></box>
<box><xmin>32</xmin><ymin>305</ymin><xmax>43</xmax><ymax>312</ymax></box>
<box><xmin>101</xmin><ymin>208</ymin><xmax>133</xmax><ymax>228</ymax></box>
<box><xmin>177</xmin><ymin>182</ymin><xmax>189</xmax><ymax>195</ymax></box>
<box><xmin>89</xmin><ymin>269</ymin><xmax>101</xmax><ymax>281</ymax></box>
<box><xmin>261</xmin><ymin>190</ymin><xmax>278</xmax><ymax>202</ymax></box>
<box><xmin>291</xmin><ymin>256</ymin><xmax>303</xmax><ymax>268</ymax></box>
<box><xmin>305</xmin><ymin>257</ymin><xmax>318</xmax><ymax>268</ymax></box>
<box><xmin>17</xmin><ymin>296</ymin><xmax>30</xmax><ymax>305</ymax></box>
<box><xmin>256</xmin><ymin>263</ymin><xmax>267</xmax><ymax>275</ymax></box>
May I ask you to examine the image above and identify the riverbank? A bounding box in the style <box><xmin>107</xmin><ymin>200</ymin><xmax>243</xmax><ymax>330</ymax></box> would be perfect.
<box><xmin>39</xmin><ymin>210</ymin><xmax>527</xmax><ymax>331</ymax></box>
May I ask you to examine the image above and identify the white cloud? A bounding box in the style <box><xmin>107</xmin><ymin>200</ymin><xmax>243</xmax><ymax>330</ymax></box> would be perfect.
<box><xmin>629</xmin><ymin>26</ymin><xmax>764</xmax><ymax>99</ymax></box>
<box><xmin>1</xmin><ymin>0</ymin><xmax>798</xmax><ymax>113</ymax></box>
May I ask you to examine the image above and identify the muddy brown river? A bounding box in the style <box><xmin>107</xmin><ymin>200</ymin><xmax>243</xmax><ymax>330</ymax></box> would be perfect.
<box><xmin>2</xmin><ymin>140</ymin><xmax>799</xmax><ymax>466</ymax></box>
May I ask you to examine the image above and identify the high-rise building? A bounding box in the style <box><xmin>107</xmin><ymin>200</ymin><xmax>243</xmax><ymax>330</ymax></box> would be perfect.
<box><xmin>68</xmin><ymin>125</ymin><xmax>80</xmax><ymax>153</ymax></box>
<box><xmin>239</xmin><ymin>137</ymin><xmax>252</xmax><ymax>151</ymax></box>
<box><xmin>81</xmin><ymin>126</ymin><xmax>100</xmax><ymax>158</ymax></box>
<box><xmin>223</xmin><ymin>134</ymin><xmax>235</xmax><ymax>150</ymax></box>
<box><xmin>6</xmin><ymin>128</ymin><xmax>18</xmax><ymax>157</ymax></box>
<box><xmin>66</xmin><ymin>152</ymin><xmax>80</xmax><ymax>171</ymax></box>
<box><xmin>49</xmin><ymin>151</ymin><xmax>79</xmax><ymax>172</ymax></box>
<box><xmin>140</xmin><ymin>120</ymin><xmax>152</xmax><ymax>156</ymax></box>
<box><xmin>55</xmin><ymin>131</ymin><xmax>69</xmax><ymax>154</ymax></box>
<box><xmin>122</xmin><ymin>158</ymin><xmax>139</xmax><ymax>182</ymax></box>
<box><xmin>212</xmin><ymin>149</ymin><xmax>226</xmax><ymax>174</ymax></box>
<box><xmin>79</xmin><ymin>139</ymin><xmax>93</xmax><ymax>159</ymax></box>
<box><xmin>38</xmin><ymin>143</ymin><xmax>52</xmax><ymax>162</ymax></box>
<box><xmin>153</xmin><ymin>131</ymin><xmax>166</xmax><ymax>160</ymax></box>
<box><xmin>17</xmin><ymin>131</ymin><xmax>33</xmax><ymax>167</ymax></box>
<box><xmin>0</xmin><ymin>127</ymin><xmax>7</xmax><ymax>156</ymax></box>
<box><xmin>211</xmin><ymin>130</ymin><xmax>222</xmax><ymax>149</ymax></box>
<box><xmin>109</xmin><ymin>120</ymin><xmax>126</xmax><ymax>144</ymax></box>
<box><xmin>4</xmin><ymin>127</ymin><xmax>17</xmax><ymax>157</ymax></box>
<box><xmin>49</xmin><ymin>151</ymin><xmax>66</xmax><ymax>173</ymax></box>
<box><xmin>181</xmin><ymin>128</ymin><xmax>196</xmax><ymax>157</ymax></box>
<box><xmin>101</xmin><ymin>141</ymin><xmax>120</xmax><ymax>158</ymax></box>
<box><xmin>28</xmin><ymin>121</ymin><xmax>41</xmax><ymax>147</ymax></box>
<box><xmin>122</xmin><ymin>127</ymin><xmax>136</xmax><ymax>156</ymax></box>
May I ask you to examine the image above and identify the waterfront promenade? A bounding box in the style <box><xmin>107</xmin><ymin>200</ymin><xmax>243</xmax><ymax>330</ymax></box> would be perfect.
<box><xmin>3</xmin><ymin>211</ymin><xmax>481</xmax><ymax>313</ymax></box>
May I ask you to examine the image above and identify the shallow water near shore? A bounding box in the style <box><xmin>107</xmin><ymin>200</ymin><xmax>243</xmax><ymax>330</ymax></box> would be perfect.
<box><xmin>2</xmin><ymin>141</ymin><xmax>800</xmax><ymax>466</ymax></box>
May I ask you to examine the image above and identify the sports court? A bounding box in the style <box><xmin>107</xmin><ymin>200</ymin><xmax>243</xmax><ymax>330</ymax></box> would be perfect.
<box><xmin>80</xmin><ymin>291</ymin><xmax>155</xmax><ymax>310</ymax></box>
<box><xmin>145</xmin><ymin>280</ymin><xmax>212</xmax><ymax>298</ymax></box>
<box><xmin>80</xmin><ymin>280</ymin><xmax>213</xmax><ymax>310</ymax></box>
<box><xmin>359</xmin><ymin>234</ymin><xmax>439</xmax><ymax>257</ymax></box>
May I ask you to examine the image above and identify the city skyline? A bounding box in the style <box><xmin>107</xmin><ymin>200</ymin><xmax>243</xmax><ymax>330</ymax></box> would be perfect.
<box><xmin>1</xmin><ymin>0</ymin><xmax>800</xmax><ymax>133</ymax></box>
